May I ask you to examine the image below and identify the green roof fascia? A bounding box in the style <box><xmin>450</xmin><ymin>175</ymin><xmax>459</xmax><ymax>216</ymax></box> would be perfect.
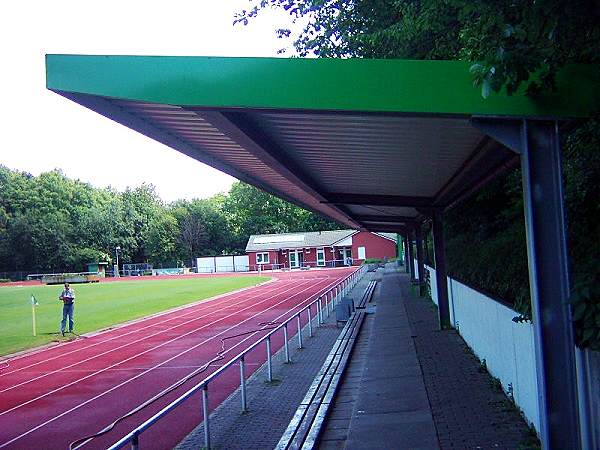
<box><xmin>46</xmin><ymin>54</ymin><xmax>599</xmax><ymax>118</ymax></box>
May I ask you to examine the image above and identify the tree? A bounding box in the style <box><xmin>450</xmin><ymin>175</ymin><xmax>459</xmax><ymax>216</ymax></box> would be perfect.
<box><xmin>237</xmin><ymin>0</ymin><xmax>600</xmax><ymax>348</ymax></box>
<box><xmin>236</xmin><ymin>0</ymin><xmax>600</xmax><ymax>96</ymax></box>
<box><xmin>223</xmin><ymin>182</ymin><xmax>340</xmax><ymax>252</ymax></box>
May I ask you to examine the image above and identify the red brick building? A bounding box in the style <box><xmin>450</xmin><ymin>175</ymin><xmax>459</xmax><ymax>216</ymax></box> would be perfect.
<box><xmin>246</xmin><ymin>230</ymin><xmax>397</xmax><ymax>270</ymax></box>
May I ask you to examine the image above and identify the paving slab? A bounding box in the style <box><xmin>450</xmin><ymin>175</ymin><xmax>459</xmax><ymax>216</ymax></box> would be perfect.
<box><xmin>343</xmin><ymin>268</ymin><xmax>439</xmax><ymax>450</ymax></box>
<box><xmin>176</xmin><ymin>272</ymin><xmax>376</xmax><ymax>450</ymax></box>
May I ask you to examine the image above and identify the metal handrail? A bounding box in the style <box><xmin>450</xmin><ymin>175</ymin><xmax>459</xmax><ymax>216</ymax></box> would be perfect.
<box><xmin>106</xmin><ymin>265</ymin><xmax>366</xmax><ymax>450</ymax></box>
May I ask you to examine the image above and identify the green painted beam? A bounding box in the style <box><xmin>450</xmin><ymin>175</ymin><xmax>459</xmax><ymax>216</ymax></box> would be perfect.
<box><xmin>46</xmin><ymin>54</ymin><xmax>599</xmax><ymax>118</ymax></box>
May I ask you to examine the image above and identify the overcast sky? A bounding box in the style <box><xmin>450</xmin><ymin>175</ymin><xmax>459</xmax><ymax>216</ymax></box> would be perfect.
<box><xmin>0</xmin><ymin>1</ymin><xmax>298</xmax><ymax>202</ymax></box>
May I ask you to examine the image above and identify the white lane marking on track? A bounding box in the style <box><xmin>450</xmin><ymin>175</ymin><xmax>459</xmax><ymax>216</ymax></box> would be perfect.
<box><xmin>70</xmin><ymin>277</ymin><xmax>344</xmax><ymax>450</ymax></box>
<box><xmin>0</xmin><ymin>277</ymin><xmax>322</xmax><ymax>416</ymax></box>
<box><xmin>0</xmin><ymin>280</ymin><xmax>307</xmax><ymax>393</ymax></box>
<box><xmin>0</xmin><ymin>275</ymin><xmax>343</xmax><ymax>449</ymax></box>
<box><xmin>0</xmin><ymin>279</ymin><xmax>280</xmax><ymax>377</ymax></box>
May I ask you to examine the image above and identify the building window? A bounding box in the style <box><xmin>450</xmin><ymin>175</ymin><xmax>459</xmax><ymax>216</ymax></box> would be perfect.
<box><xmin>256</xmin><ymin>252</ymin><xmax>270</xmax><ymax>264</ymax></box>
<box><xmin>358</xmin><ymin>246</ymin><xmax>366</xmax><ymax>260</ymax></box>
<box><xmin>317</xmin><ymin>248</ymin><xmax>325</xmax><ymax>266</ymax></box>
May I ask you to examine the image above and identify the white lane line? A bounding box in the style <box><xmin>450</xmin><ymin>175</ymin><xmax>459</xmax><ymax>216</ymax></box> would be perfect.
<box><xmin>0</xmin><ymin>276</ymin><xmax>340</xmax><ymax>449</ymax></box>
<box><xmin>0</xmin><ymin>278</ymin><xmax>320</xmax><ymax>417</ymax></box>
<box><xmin>0</xmin><ymin>280</ymin><xmax>306</xmax><ymax>393</ymax></box>
<box><xmin>71</xmin><ymin>278</ymin><xmax>341</xmax><ymax>450</ymax></box>
<box><xmin>0</xmin><ymin>279</ymin><xmax>280</xmax><ymax>377</ymax></box>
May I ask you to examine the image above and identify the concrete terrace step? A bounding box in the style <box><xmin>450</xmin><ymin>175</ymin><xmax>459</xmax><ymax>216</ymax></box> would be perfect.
<box><xmin>276</xmin><ymin>281</ymin><xmax>377</xmax><ymax>450</ymax></box>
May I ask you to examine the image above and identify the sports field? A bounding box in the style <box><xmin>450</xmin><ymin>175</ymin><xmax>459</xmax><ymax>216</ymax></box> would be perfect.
<box><xmin>0</xmin><ymin>275</ymin><xmax>268</xmax><ymax>356</ymax></box>
<box><xmin>0</xmin><ymin>267</ymin><xmax>356</xmax><ymax>450</ymax></box>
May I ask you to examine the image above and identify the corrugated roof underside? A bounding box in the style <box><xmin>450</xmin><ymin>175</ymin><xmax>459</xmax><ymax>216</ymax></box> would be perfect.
<box><xmin>108</xmin><ymin>100</ymin><xmax>352</xmax><ymax>224</ymax></box>
<box><xmin>252</xmin><ymin>113</ymin><xmax>485</xmax><ymax>197</ymax></box>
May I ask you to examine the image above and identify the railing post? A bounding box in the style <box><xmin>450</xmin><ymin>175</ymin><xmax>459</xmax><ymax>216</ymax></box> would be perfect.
<box><xmin>283</xmin><ymin>323</ymin><xmax>290</xmax><ymax>363</ymax></box>
<box><xmin>307</xmin><ymin>307</ymin><xmax>313</xmax><ymax>337</ymax></box>
<box><xmin>297</xmin><ymin>314</ymin><xmax>303</xmax><ymax>349</ymax></box>
<box><xmin>131</xmin><ymin>432</ymin><xmax>139</xmax><ymax>450</ymax></box>
<box><xmin>202</xmin><ymin>384</ymin><xmax>210</xmax><ymax>450</ymax></box>
<box><xmin>319</xmin><ymin>297</ymin><xmax>324</xmax><ymax>324</ymax></box>
<box><xmin>316</xmin><ymin>298</ymin><xmax>322</xmax><ymax>326</ymax></box>
<box><xmin>325</xmin><ymin>294</ymin><xmax>330</xmax><ymax>318</ymax></box>
<box><xmin>240</xmin><ymin>357</ymin><xmax>247</xmax><ymax>412</ymax></box>
<box><xmin>266</xmin><ymin>336</ymin><xmax>273</xmax><ymax>382</ymax></box>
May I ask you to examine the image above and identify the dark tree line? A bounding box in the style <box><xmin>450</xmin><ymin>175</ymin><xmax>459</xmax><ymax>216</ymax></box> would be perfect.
<box><xmin>0</xmin><ymin>166</ymin><xmax>339</xmax><ymax>274</ymax></box>
<box><xmin>237</xmin><ymin>0</ymin><xmax>600</xmax><ymax>349</ymax></box>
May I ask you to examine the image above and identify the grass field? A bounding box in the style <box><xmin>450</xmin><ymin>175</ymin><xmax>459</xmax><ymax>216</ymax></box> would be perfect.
<box><xmin>0</xmin><ymin>276</ymin><xmax>269</xmax><ymax>356</ymax></box>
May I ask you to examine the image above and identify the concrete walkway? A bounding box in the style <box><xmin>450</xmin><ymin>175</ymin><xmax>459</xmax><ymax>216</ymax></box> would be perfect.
<box><xmin>320</xmin><ymin>268</ymin><xmax>438</xmax><ymax>449</ymax></box>
<box><xmin>177</xmin><ymin>273</ymin><xmax>376</xmax><ymax>450</ymax></box>
<box><xmin>319</xmin><ymin>267</ymin><xmax>537</xmax><ymax>450</ymax></box>
<box><xmin>176</xmin><ymin>268</ymin><xmax>536</xmax><ymax>449</ymax></box>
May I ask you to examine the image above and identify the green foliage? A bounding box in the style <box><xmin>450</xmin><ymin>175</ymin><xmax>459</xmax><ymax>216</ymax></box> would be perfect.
<box><xmin>223</xmin><ymin>182</ymin><xmax>339</xmax><ymax>251</ymax></box>
<box><xmin>238</xmin><ymin>0</ymin><xmax>600</xmax><ymax>349</ymax></box>
<box><xmin>237</xmin><ymin>0</ymin><xmax>599</xmax><ymax>95</ymax></box>
<box><xmin>0</xmin><ymin>168</ymin><xmax>340</xmax><ymax>274</ymax></box>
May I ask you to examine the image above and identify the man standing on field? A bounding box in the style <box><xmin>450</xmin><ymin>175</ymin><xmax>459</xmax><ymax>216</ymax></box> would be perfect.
<box><xmin>59</xmin><ymin>282</ymin><xmax>76</xmax><ymax>336</ymax></box>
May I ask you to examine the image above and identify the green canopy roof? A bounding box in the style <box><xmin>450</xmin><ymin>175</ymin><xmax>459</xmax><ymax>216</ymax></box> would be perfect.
<box><xmin>46</xmin><ymin>55</ymin><xmax>599</xmax><ymax>230</ymax></box>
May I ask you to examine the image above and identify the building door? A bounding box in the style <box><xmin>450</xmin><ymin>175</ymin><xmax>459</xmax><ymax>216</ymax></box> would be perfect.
<box><xmin>343</xmin><ymin>248</ymin><xmax>352</xmax><ymax>265</ymax></box>
<box><xmin>290</xmin><ymin>251</ymin><xmax>304</xmax><ymax>269</ymax></box>
<box><xmin>317</xmin><ymin>248</ymin><xmax>325</xmax><ymax>267</ymax></box>
<box><xmin>289</xmin><ymin>251</ymin><xmax>297</xmax><ymax>268</ymax></box>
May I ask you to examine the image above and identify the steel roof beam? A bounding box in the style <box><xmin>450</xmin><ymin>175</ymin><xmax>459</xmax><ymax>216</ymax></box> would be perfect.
<box><xmin>325</xmin><ymin>194</ymin><xmax>433</xmax><ymax>207</ymax></box>
<box><xmin>198</xmin><ymin>111</ymin><xmax>361</xmax><ymax>229</ymax></box>
<box><xmin>355</xmin><ymin>215</ymin><xmax>414</xmax><ymax>224</ymax></box>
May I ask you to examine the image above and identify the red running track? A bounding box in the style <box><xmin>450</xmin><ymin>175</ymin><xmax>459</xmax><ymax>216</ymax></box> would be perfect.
<box><xmin>0</xmin><ymin>267</ymin><xmax>356</xmax><ymax>450</ymax></box>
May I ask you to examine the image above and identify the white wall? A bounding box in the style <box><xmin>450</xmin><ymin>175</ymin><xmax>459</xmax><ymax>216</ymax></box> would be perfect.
<box><xmin>214</xmin><ymin>256</ymin><xmax>230</xmax><ymax>272</ymax></box>
<box><xmin>196</xmin><ymin>255</ymin><xmax>249</xmax><ymax>273</ymax></box>
<box><xmin>196</xmin><ymin>257</ymin><xmax>215</xmax><ymax>273</ymax></box>
<box><xmin>426</xmin><ymin>265</ymin><xmax>540</xmax><ymax>432</ymax></box>
<box><xmin>233</xmin><ymin>255</ymin><xmax>249</xmax><ymax>272</ymax></box>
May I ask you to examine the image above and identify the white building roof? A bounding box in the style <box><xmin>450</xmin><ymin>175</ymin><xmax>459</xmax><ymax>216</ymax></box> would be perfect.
<box><xmin>245</xmin><ymin>230</ymin><xmax>396</xmax><ymax>252</ymax></box>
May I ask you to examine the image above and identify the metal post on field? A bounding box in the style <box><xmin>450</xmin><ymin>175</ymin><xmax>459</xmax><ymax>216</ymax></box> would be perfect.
<box><xmin>307</xmin><ymin>307</ymin><xmax>313</xmax><ymax>337</ymax></box>
<box><xmin>266</xmin><ymin>337</ymin><xmax>273</xmax><ymax>382</ymax></box>
<box><xmin>31</xmin><ymin>296</ymin><xmax>37</xmax><ymax>337</ymax></box>
<box><xmin>240</xmin><ymin>357</ymin><xmax>247</xmax><ymax>412</ymax></box>
<box><xmin>283</xmin><ymin>324</ymin><xmax>290</xmax><ymax>363</ymax></box>
<box><xmin>297</xmin><ymin>314</ymin><xmax>303</xmax><ymax>349</ymax></box>
<box><xmin>202</xmin><ymin>385</ymin><xmax>210</xmax><ymax>450</ymax></box>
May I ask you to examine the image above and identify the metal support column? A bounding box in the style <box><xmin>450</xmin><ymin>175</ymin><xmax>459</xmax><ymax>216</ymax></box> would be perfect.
<box><xmin>472</xmin><ymin>116</ymin><xmax>583</xmax><ymax>449</ymax></box>
<box><xmin>415</xmin><ymin>224</ymin><xmax>426</xmax><ymax>296</ymax></box>
<box><xmin>407</xmin><ymin>228</ymin><xmax>416</xmax><ymax>281</ymax></box>
<box><xmin>520</xmin><ymin>119</ymin><xmax>580</xmax><ymax>450</ymax></box>
<box><xmin>403</xmin><ymin>234</ymin><xmax>410</xmax><ymax>273</ymax></box>
<box><xmin>432</xmin><ymin>210</ymin><xmax>451</xmax><ymax>329</ymax></box>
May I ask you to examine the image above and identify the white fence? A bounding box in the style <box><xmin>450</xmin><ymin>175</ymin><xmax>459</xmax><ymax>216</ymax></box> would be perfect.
<box><xmin>196</xmin><ymin>255</ymin><xmax>250</xmax><ymax>273</ymax></box>
<box><xmin>419</xmin><ymin>262</ymin><xmax>599</xmax><ymax>446</ymax></box>
<box><xmin>426</xmin><ymin>265</ymin><xmax>540</xmax><ymax>430</ymax></box>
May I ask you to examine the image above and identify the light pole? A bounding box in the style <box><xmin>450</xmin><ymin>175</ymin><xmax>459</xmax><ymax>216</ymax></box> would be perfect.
<box><xmin>115</xmin><ymin>246</ymin><xmax>121</xmax><ymax>277</ymax></box>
